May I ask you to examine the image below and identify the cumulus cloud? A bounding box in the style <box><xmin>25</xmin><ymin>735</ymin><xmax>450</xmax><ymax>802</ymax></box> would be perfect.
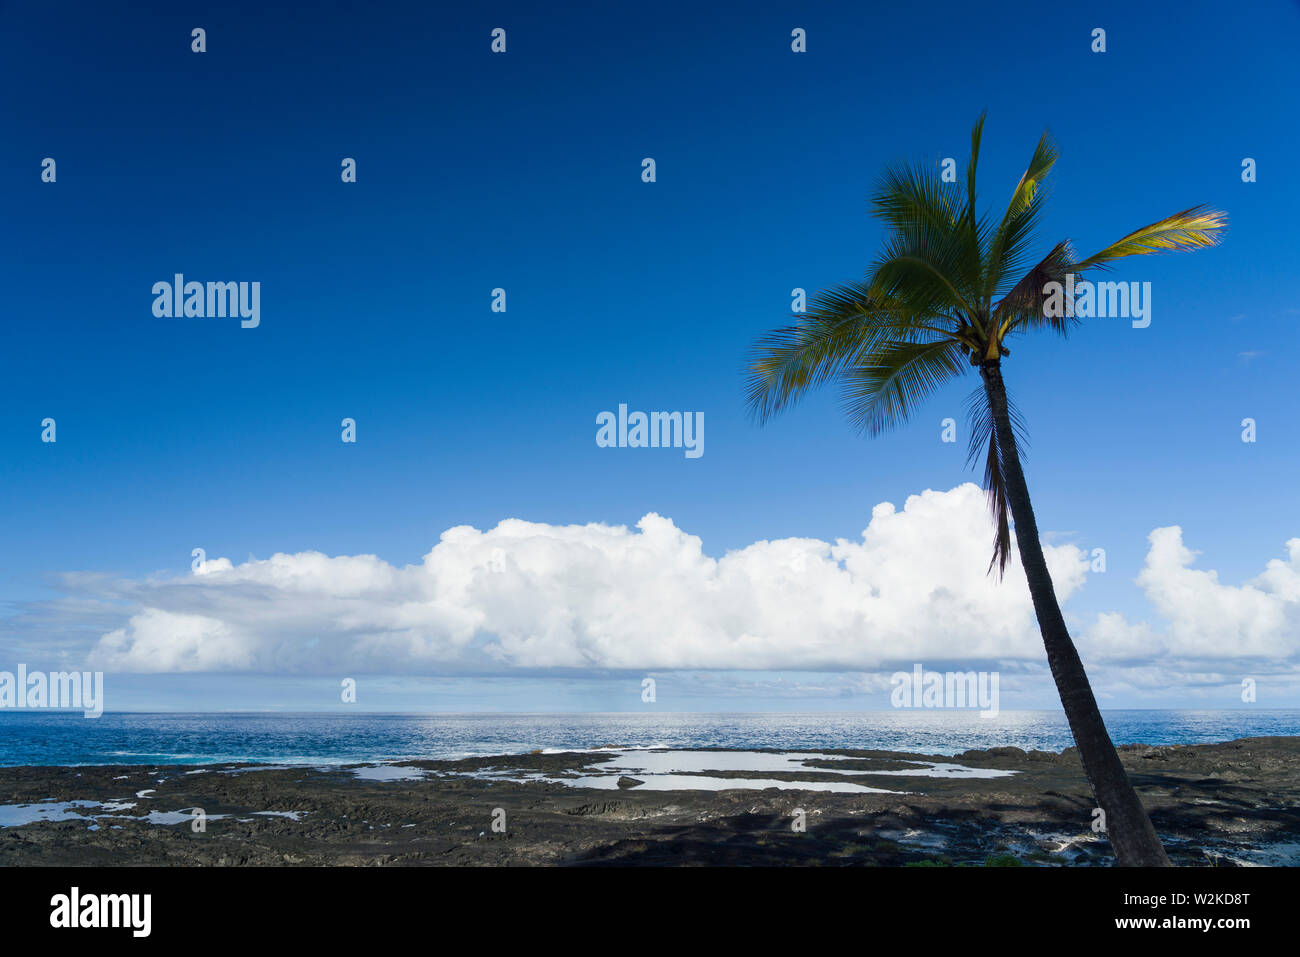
<box><xmin>25</xmin><ymin>488</ymin><xmax>1291</xmax><ymax>685</ymax></box>
<box><xmin>84</xmin><ymin>484</ymin><xmax>1089</xmax><ymax>674</ymax></box>
<box><xmin>1080</xmin><ymin>529</ymin><xmax>1300</xmax><ymax>661</ymax></box>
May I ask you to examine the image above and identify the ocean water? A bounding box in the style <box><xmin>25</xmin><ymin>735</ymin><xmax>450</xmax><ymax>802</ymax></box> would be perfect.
<box><xmin>1</xmin><ymin>710</ymin><xmax>1298</xmax><ymax>767</ymax></box>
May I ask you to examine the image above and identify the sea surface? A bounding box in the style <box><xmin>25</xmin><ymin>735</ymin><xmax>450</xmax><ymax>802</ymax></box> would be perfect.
<box><xmin>2</xmin><ymin>710</ymin><xmax>1298</xmax><ymax>767</ymax></box>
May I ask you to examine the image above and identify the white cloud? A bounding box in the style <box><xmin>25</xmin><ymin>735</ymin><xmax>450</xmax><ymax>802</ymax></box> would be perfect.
<box><xmin>38</xmin><ymin>490</ymin><xmax>1296</xmax><ymax>688</ymax></box>
<box><xmin>85</xmin><ymin>484</ymin><xmax>1088</xmax><ymax>674</ymax></box>
<box><xmin>1080</xmin><ymin>529</ymin><xmax>1300</xmax><ymax>661</ymax></box>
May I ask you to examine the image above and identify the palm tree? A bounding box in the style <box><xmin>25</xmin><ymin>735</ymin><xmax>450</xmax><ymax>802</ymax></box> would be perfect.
<box><xmin>745</xmin><ymin>115</ymin><xmax>1225</xmax><ymax>867</ymax></box>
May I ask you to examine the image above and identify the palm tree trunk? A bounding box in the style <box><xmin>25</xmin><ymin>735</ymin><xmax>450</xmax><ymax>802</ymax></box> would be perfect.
<box><xmin>980</xmin><ymin>359</ymin><xmax>1170</xmax><ymax>867</ymax></box>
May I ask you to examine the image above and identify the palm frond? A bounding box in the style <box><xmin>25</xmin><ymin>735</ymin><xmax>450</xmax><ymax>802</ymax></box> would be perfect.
<box><xmin>965</xmin><ymin>386</ymin><xmax>1028</xmax><ymax>576</ymax></box>
<box><xmin>745</xmin><ymin>283</ymin><xmax>915</xmax><ymax>423</ymax></box>
<box><xmin>838</xmin><ymin>336</ymin><xmax>967</xmax><ymax>436</ymax></box>
<box><xmin>994</xmin><ymin>240</ymin><xmax>1078</xmax><ymax>338</ymax></box>
<box><xmin>869</xmin><ymin>243</ymin><xmax>979</xmax><ymax>320</ymax></box>
<box><xmin>985</xmin><ymin>129</ymin><xmax>1059</xmax><ymax>299</ymax></box>
<box><xmin>872</xmin><ymin>158</ymin><xmax>960</xmax><ymax>236</ymax></box>
<box><xmin>964</xmin><ymin>112</ymin><xmax>986</xmax><ymax>234</ymax></box>
<box><xmin>871</xmin><ymin>159</ymin><xmax>983</xmax><ymax>300</ymax></box>
<box><xmin>1073</xmin><ymin>205</ymin><xmax>1227</xmax><ymax>271</ymax></box>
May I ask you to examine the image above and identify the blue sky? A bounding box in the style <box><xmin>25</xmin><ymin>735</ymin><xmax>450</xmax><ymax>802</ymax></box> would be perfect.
<box><xmin>1</xmin><ymin>0</ymin><xmax>1298</xmax><ymax>711</ymax></box>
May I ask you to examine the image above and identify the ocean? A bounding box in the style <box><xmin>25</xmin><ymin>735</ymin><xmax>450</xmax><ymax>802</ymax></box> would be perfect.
<box><xmin>2</xmin><ymin>710</ymin><xmax>1298</xmax><ymax>767</ymax></box>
